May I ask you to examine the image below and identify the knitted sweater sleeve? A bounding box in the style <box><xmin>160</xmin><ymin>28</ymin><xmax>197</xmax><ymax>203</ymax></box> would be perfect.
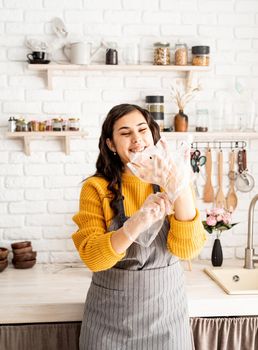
<box><xmin>167</xmin><ymin>209</ymin><xmax>207</xmax><ymax>259</ymax></box>
<box><xmin>72</xmin><ymin>178</ymin><xmax>125</xmax><ymax>272</ymax></box>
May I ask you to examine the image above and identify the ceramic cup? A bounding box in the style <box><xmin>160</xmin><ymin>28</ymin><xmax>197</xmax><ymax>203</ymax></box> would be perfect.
<box><xmin>27</xmin><ymin>51</ymin><xmax>47</xmax><ymax>62</ymax></box>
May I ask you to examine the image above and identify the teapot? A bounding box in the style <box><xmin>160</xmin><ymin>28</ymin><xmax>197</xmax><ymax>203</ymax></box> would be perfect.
<box><xmin>63</xmin><ymin>41</ymin><xmax>101</xmax><ymax>65</ymax></box>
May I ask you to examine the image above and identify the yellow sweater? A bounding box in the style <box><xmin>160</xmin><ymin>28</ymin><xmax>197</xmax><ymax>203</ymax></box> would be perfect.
<box><xmin>72</xmin><ymin>174</ymin><xmax>206</xmax><ymax>272</ymax></box>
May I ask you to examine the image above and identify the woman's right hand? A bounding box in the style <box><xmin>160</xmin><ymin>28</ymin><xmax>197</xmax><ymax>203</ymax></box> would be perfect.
<box><xmin>123</xmin><ymin>192</ymin><xmax>172</xmax><ymax>242</ymax></box>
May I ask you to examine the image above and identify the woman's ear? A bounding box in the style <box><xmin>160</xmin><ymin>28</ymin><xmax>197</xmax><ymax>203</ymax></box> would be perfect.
<box><xmin>106</xmin><ymin>138</ymin><xmax>116</xmax><ymax>153</ymax></box>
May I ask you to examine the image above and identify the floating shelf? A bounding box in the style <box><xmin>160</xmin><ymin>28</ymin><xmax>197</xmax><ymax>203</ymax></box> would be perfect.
<box><xmin>27</xmin><ymin>63</ymin><xmax>211</xmax><ymax>90</ymax></box>
<box><xmin>6</xmin><ymin>131</ymin><xmax>257</xmax><ymax>156</ymax></box>
<box><xmin>161</xmin><ymin>131</ymin><xmax>258</xmax><ymax>142</ymax></box>
<box><xmin>6</xmin><ymin>131</ymin><xmax>88</xmax><ymax>155</ymax></box>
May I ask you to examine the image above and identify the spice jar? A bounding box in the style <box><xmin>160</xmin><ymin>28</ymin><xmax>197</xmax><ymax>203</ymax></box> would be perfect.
<box><xmin>145</xmin><ymin>96</ymin><xmax>164</xmax><ymax>131</ymax></box>
<box><xmin>8</xmin><ymin>116</ymin><xmax>16</xmax><ymax>132</ymax></box>
<box><xmin>39</xmin><ymin>121</ymin><xmax>46</xmax><ymax>132</ymax></box>
<box><xmin>153</xmin><ymin>42</ymin><xmax>170</xmax><ymax>65</ymax></box>
<box><xmin>105</xmin><ymin>49</ymin><xmax>118</xmax><ymax>65</ymax></box>
<box><xmin>195</xmin><ymin>109</ymin><xmax>209</xmax><ymax>132</ymax></box>
<box><xmin>68</xmin><ymin>118</ymin><xmax>80</xmax><ymax>131</ymax></box>
<box><xmin>192</xmin><ymin>46</ymin><xmax>210</xmax><ymax>66</ymax></box>
<box><xmin>45</xmin><ymin>120</ymin><xmax>52</xmax><ymax>131</ymax></box>
<box><xmin>52</xmin><ymin>118</ymin><xmax>63</xmax><ymax>131</ymax></box>
<box><xmin>31</xmin><ymin>120</ymin><xmax>39</xmax><ymax>132</ymax></box>
<box><xmin>174</xmin><ymin>42</ymin><xmax>188</xmax><ymax>66</ymax></box>
<box><xmin>16</xmin><ymin>118</ymin><xmax>28</xmax><ymax>132</ymax></box>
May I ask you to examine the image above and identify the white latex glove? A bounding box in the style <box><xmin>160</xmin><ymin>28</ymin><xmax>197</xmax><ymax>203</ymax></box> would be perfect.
<box><xmin>127</xmin><ymin>138</ymin><xmax>191</xmax><ymax>204</ymax></box>
<box><xmin>123</xmin><ymin>191</ymin><xmax>172</xmax><ymax>247</ymax></box>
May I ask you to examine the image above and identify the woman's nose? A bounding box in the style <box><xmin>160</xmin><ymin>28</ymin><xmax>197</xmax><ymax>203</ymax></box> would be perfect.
<box><xmin>132</xmin><ymin>135</ymin><xmax>142</xmax><ymax>144</ymax></box>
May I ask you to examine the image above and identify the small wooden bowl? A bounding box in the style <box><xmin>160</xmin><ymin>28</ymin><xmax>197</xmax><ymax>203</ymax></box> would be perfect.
<box><xmin>0</xmin><ymin>247</ymin><xmax>9</xmax><ymax>260</ymax></box>
<box><xmin>13</xmin><ymin>259</ymin><xmax>36</xmax><ymax>269</ymax></box>
<box><xmin>11</xmin><ymin>241</ymin><xmax>31</xmax><ymax>250</ymax></box>
<box><xmin>0</xmin><ymin>258</ymin><xmax>8</xmax><ymax>272</ymax></box>
<box><xmin>12</xmin><ymin>251</ymin><xmax>37</xmax><ymax>262</ymax></box>
<box><xmin>13</xmin><ymin>246</ymin><xmax>33</xmax><ymax>255</ymax></box>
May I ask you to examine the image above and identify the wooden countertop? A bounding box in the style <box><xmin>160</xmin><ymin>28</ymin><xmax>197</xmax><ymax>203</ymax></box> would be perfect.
<box><xmin>1</xmin><ymin>260</ymin><xmax>258</xmax><ymax>324</ymax></box>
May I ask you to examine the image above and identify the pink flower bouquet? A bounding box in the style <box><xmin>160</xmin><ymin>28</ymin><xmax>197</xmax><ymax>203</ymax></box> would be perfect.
<box><xmin>202</xmin><ymin>207</ymin><xmax>238</xmax><ymax>234</ymax></box>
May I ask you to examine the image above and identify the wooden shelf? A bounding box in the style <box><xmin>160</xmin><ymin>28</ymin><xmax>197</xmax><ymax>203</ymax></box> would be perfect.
<box><xmin>6</xmin><ymin>131</ymin><xmax>88</xmax><ymax>155</ymax></box>
<box><xmin>27</xmin><ymin>63</ymin><xmax>211</xmax><ymax>90</ymax></box>
<box><xmin>161</xmin><ymin>131</ymin><xmax>258</xmax><ymax>142</ymax></box>
<box><xmin>7</xmin><ymin>131</ymin><xmax>257</xmax><ymax>156</ymax></box>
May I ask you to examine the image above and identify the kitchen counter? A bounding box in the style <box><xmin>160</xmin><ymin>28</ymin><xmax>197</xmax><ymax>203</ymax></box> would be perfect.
<box><xmin>1</xmin><ymin>260</ymin><xmax>258</xmax><ymax>324</ymax></box>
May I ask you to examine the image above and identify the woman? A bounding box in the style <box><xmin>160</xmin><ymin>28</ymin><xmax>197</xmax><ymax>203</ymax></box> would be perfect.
<box><xmin>72</xmin><ymin>104</ymin><xmax>206</xmax><ymax>350</ymax></box>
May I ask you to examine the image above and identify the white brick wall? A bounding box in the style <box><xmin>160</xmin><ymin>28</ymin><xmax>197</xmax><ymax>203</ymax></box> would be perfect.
<box><xmin>0</xmin><ymin>0</ymin><xmax>258</xmax><ymax>263</ymax></box>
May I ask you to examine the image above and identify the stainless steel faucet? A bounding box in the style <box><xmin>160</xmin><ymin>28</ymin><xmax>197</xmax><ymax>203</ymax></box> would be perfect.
<box><xmin>244</xmin><ymin>194</ymin><xmax>258</xmax><ymax>269</ymax></box>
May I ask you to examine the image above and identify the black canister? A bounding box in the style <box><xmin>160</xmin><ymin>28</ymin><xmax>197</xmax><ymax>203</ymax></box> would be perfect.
<box><xmin>145</xmin><ymin>95</ymin><xmax>164</xmax><ymax>131</ymax></box>
<box><xmin>105</xmin><ymin>49</ymin><xmax>118</xmax><ymax>65</ymax></box>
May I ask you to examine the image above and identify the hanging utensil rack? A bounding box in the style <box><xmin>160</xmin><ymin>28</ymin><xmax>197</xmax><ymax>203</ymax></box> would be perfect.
<box><xmin>191</xmin><ymin>140</ymin><xmax>247</xmax><ymax>150</ymax></box>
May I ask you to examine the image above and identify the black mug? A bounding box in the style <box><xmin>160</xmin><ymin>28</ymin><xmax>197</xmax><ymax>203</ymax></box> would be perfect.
<box><xmin>27</xmin><ymin>51</ymin><xmax>46</xmax><ymax>62</ymax></box>
<box><xmin>105</xmin><ymin>49</ymin><xmax>118</xmax><ymax>65</ymax></box>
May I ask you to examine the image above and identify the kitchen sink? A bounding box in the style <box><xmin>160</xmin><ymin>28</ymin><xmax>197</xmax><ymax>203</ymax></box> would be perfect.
<box><xmin>204</xmin><ymin>267</ymin><xmax>258</xmax><ymax>295</ymax></box>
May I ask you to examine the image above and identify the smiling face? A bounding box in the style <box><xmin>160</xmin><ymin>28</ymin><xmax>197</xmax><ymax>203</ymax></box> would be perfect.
<box><xmin>106</xmin><ymin>109</ymin><xmax>154</xmax><ymax>173</ymax></box>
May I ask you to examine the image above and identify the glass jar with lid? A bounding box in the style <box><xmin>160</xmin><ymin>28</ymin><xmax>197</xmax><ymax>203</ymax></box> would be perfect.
<box><xmin>192</xmin><ymin>46</ymin><xmax>210</xmax><ymax>66</ymax></box>
<box><xmin>52</xmin><ymin>118</ymin><xmax>63</xmax><ymax>131</ymax></box>
<box><xmin>153</xmin><ymin>42</ymin><xmax>170</xmax><ymax>65</ymax></box>
<box><xmin>196</xmin><ymin>108</ymin><xmax>209</xmax><ymax>132</ymax></box>
<box><xmin>16</xmin><ymin>118</ymin><xmax>28</xmax><ymax>132</ymax></box>
<box><xmin>145</xmin><ymin>95</ymin><xmax>164</xmax><ymax>131</ymax></box>
<box><xmin>174</xmin><ymin>42</ymin><xmax>188</xmax><ymax>66</ymax></box>
<box><xmin>68</xmin><ymin>118</ymin><xmax>80</xmax><ymax>131</ymax></box>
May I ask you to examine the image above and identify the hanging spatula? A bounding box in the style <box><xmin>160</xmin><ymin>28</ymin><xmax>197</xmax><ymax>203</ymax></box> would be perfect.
<box><xmin>215</xmin><ymin>149</ymin><xmax>226</xmax><ymax>208</ymax></box>
<box><xmin>203</xmin><ymin>148</ymin><xmax>214</xmax><ymax>203</ymax></box>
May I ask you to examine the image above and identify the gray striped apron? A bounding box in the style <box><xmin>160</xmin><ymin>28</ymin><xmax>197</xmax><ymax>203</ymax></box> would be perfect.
<box><xmin>80</xmin><ymin>185</ymin><xmax>192</xmax><ymax>350</ymax></box>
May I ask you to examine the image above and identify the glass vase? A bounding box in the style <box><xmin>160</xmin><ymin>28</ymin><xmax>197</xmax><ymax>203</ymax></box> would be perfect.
<box><xmin>211</xmin><ymin>230</ymin><xmax>223</xmax><ymax>267</ymax></box>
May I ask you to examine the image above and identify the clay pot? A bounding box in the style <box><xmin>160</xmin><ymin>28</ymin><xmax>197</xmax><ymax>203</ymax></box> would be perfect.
<box><xmin>13</xmin><ymin>259</ymin><xmax>36</xmax><ymax>269</ymax></box>
<box><xmin>0</xmin><ymin>258</ymin><xmax>8</xmax><ymax>272</ymax></box>
<box><xmin>13</xmin><ymin>246</ymin><xmax>33</xmax><ymax>255</ymax></box>
<box><xmin>0</xmin><ymin>247</ymin><xmax>9</xmax><ymax>260</ymax></box>
<box><xmin>174</xmin><ymin>110</ymin><xmax>188</xmax><ymax>132</ymax></box>
<box><xmin>12</xmin><ymin>251</ymin><xmax>37</xmax><ymax>262</ymax></box>
<box><xmin>11</xmin><ymin>241</ymin><xmax>31</xmax><ymax>249</ymax></box>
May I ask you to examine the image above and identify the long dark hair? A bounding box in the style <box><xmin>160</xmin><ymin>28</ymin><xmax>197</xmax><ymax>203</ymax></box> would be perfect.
<box><xmin>95</xmin><ymin>103</ymin><xmax>161</xmax><ymax>215</ymax></box>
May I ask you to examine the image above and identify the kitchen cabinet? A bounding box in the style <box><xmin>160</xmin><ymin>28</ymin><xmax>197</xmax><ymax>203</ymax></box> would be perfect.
<box><xmin>27</xmin><ymin>63</ymin><xmax>210</xmax><ymax>90</ymax></box>
<box><xmin>5</xmin><ymin>130</ymin><xmax>88</xmax><ymax>155</ymax></box>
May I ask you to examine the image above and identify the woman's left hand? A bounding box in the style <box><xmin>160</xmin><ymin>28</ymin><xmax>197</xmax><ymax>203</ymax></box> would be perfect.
<box><xmin>127</xmin><ymin>138</ymin><xmax>191</xmax><ymax>203</ymax></box>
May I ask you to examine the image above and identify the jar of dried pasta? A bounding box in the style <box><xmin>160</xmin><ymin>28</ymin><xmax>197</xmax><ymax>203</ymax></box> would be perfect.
<box><xmin>192</xmin><ymin>46</ymin><xmax>210</xmax><ymax>66</ymax></box>
<box><xmin>153</xmin><ymin>42</ymin><xmax>170</xmax><ymax>65</ymax></box>
<box><xmin>175</xmin><ymin>42</ymin><xmax>188</xmax><ymax>65</ymax></box>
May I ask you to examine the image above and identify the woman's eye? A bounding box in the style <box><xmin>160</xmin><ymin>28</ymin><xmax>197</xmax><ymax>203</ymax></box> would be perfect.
<box><xmin>139</xmin><ymin>128</ymin><xmax>147</xmax><ymax>133</ymax></box>
<box><xmin>121</xmin><ymin>133</ymin><xmax>130</xmax><ymax>136</ymax></box>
